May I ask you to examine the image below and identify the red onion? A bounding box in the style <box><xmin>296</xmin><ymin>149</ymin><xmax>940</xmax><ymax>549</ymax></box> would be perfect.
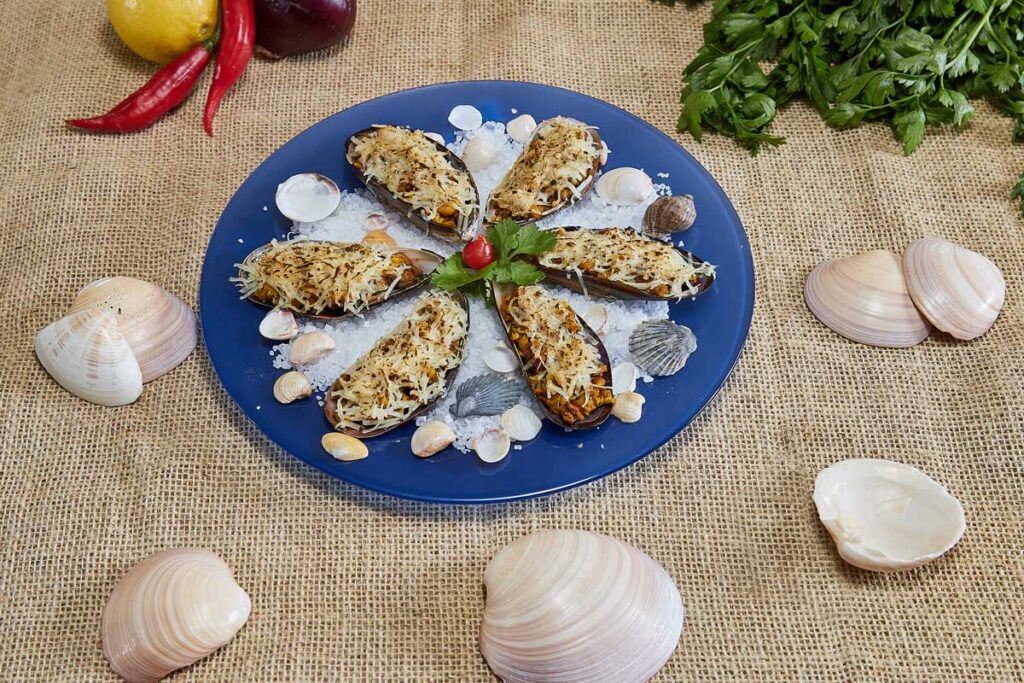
<box><xmin>254</xmin><ymin>0</ymin><xmax>357</xmax><ymax>59</ymax></box>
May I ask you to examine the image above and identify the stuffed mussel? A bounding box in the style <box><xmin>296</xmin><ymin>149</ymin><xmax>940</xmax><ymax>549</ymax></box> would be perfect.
<box><xmin>493</xmin><ymin>283</ymin><xmax>613</xmax><ymax>430</ymax></box>
<box><xmin>324</xmin><ymin>291</ymin><xmax>470</xmax><ymax>438</ymax></box>
<box><xmin>534</xmin><ymin>227</ymin><xmax>715</xmax><ymax>301</ymax></box>
<box><xmin>234</xmin><ymin>240</ymin><xmax>441</xmax><ymax>319</ymax></box>
<box><xmin>346</xmin><ymin>125</ymin><xmax>480</xmax><ymax>242</ymax></box>
<box><xmin>486</xmin><ymin>117</ymin><xmax>603</xmax><ymax>224</ymax></box>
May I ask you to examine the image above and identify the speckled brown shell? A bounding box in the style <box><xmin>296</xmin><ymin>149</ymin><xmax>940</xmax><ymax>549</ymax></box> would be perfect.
<box><xmin>642</xmin><ymin>195</ymin><xmax>696</xmax><ymax>237</ymax></box>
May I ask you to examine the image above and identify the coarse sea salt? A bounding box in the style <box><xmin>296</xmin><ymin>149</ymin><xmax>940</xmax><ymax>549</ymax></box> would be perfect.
<box><xmin>267</xmin><ymin>116</ymin><xmax>686</xmax><ymax>453</ymax></box>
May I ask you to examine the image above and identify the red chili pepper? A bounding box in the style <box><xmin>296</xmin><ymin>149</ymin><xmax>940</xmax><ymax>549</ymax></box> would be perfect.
<box><xmin>66</xmin><ymin>37</ymin><xmax>218</xmax><ymax>133</ymax></box>
<box><xmin>203</xmin><ymin>0</ymin><xmax>255</xmax><ymax>137</ymax></box>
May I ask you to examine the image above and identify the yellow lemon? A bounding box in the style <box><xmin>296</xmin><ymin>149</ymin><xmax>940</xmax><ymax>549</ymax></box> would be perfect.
<box><xmin>107</xmin><ymin>0</ymin><xmax>218</xmax><ymax>64</ymax></box>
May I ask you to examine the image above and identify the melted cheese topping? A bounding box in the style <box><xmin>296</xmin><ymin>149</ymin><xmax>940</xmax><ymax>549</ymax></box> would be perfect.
<box><xmin>487</xmin><ymin>117</ymin><xmax>601</xmax><ymax>221</ymax></box>
<box><xmin>537</xmin><ymin>228</ymin><xmax>716</xmax><ymax>300</ymax></box>
<box><xmin>328</xmin><ymin>293</ymin><xmax>468</xmax><ymax>433</ymax></box>
<box><xmin>234</xmin><ymin>240</ymin><xmax>422</xmax><ymax>315</ymax></box>
<box><xmin>346</xmin><ymin>126</ymin><xmax>478</xmax><ymax>237</ymax></box>
<box><xmin>501</xmin><ymin>286</ymin><xmax>612</xmax><ymax>424</ymax></box>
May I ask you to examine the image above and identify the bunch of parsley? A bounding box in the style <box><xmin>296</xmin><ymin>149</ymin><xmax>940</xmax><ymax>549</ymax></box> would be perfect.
<box><xmin>658</xmin><ymin>0</ymin><xmax>1024</xmax><ymax>213</ymax></box>
<box><xmin>431</xmin><ymin>220</ymin><xmax>556</xmax><ymax>300</ymax></box>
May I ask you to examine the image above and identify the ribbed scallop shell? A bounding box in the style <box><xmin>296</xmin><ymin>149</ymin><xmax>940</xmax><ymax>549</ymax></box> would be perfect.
<box><xmin>628</xmin><ymin>319</ymin><xmax>697</xmax><ymax>376</ymax></box>
<box><xmin>480</xmin><ymin>530</ymin><xmax>684</xmax><ymax>683</ymax></box>
<box><xmin>804</xmin><ymin>250</ymin><xmax>931</xmax><ymax>348</ymax></box>
<box><xmin>451</xmin><ymin>374</ymin><xmax>520</xmax><ymax>418</ymax></box>
<box><xmin>102</xmin><ymin>549</ymin><xmax>251</xmax><ymax>683</ymax></box>
<box><xmin>902</xmin><ymin>238</ymin><xmax>1005</xmax><ymax>341</ymax></box>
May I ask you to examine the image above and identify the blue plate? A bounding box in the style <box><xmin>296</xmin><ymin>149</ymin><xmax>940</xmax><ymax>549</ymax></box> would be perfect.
<box><xmin>199</xmin><ymin>81</ymin><xmax>753</xmax><ymax>504</ymax></box>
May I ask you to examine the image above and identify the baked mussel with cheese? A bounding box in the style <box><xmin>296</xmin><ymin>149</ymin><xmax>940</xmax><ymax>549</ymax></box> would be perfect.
<box><xmin>533</xmin><ymin>227</ymin><xmax>715</xmax><ymax>301</ymax></box>
<box><xmin>346</xmin><ymin>125</ymin><xmax>480</xmax><ymax>242</ymax></box>
<box><xmin>234</xmin><ymin>240</ymin><xmax>440</xmax><ymax>319</ymax></box>
<box><xmin>493</xmin><ymin>283</ymin><xmax>614</xmax><ymax>430</ymax></box>
<box><xmin>324</xmin><ymin>291</ymin><xmax>470</xmax><ymax>437</ymax></box>
<box><xmin>486</xmin><ymin>117</ymin><xmax>603</xmax><ymax>224</ymax></box>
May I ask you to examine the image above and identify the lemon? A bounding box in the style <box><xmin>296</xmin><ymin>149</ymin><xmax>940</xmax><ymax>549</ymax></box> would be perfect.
<box><xmin>107</xmin><ymin>0</ymin><xmax>218</xmax><ymax>64</ymax></box>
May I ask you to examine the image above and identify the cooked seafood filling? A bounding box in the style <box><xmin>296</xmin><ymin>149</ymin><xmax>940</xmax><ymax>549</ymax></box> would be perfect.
<box><xmin>329</xmin><ymin>293</ymin><xmax>468</xmax><ymax>433</ymax></box>
<box><xmin>501</xmin><ymin>286</ymin><xmax>613</xmax><ymax>424</ymax></box>
<box><xmin>347</xmin><ymin>126</ymin><xmax>478</xmax><ymax>235</ymax></box>
<box><xmin>537</xmin><ymin>228</ymin><xmax>716</xmax><ymax>299</ymax></box>
<box><xmin>488</xmin><ymin>117</ymin><xmax>601</xmax><ymax>221</ymax></box>
<box><xmin>235</xmin><ymin>241</ymin><xmax>423</xmax><ymax>316</ymax></box>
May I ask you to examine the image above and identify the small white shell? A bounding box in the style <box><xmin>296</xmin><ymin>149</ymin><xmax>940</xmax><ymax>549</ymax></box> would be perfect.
<box><xmin>484</xmin><ymin>343</ymin><xmax>518</xmax><ymax>374</ymax></box>
<box><xmin>423</xmin><ymin>132</ymin><xmax>446</xmax><ymax>146</ymax></box>
<box><xmin>275</xmin><ymin>173</ymin><xmax>341</xmax><ymax>223</ymax></box>
<box><xmin>363</xmin><ymin>212</ymin><xmax>390</xmax><ymax>230</ymax></box>
<box><xmin>273</xmin><ymin>370</ymin><xmax>312</xmax><ymax>404</ymax></box>
<box><xmin>611</xmin><ymin>362</ymin><xmax>638</xmax><ymax>395</ymax></box>
<box><xmin>580</xmin><ymin>303</ymin><xmax>608</xmax><ymax>336</ymax></box>
<box><xmin>813</xmin><ymin>459</ymin><xmax>966</xmax><ymax>572</ymax></box>
<box><xmin>322</xmin><ymin>433</ymin><xmax>368</xmax><ymax>461</ymax></box>
<box><xmin>612</xmin><ymin>391</ymin><xmax>645</xmax><ymax>423</ymax></box>
<box><xmin>258</xmin><ymin>309</ymin><xmax>298</xmax><ymax>341</ymax></box>
<box><xmin>448</xmin><ymin>105</ymin><xmax>483</xmax><ymax>131</ymax></box>
<box><xmin>506</xmin><ymin>114</ymin><xmax>537</xmax><ymax>143</ymax></box>
<box><xmin>474</xmin><ymin>428</ymin><xmax>511</xmax><ymax>463</ymax></box>
<box><xmin>461</xmin><ymin>136</ymin><xmax>498</xmax><ymax>171</ymax></box>
<box><xmin>411</xmin><ymin>420</ymin><xmax>456</xmax><ymax>458</ymax></box>
<box><xmin>288</xmin><ymin>331</ymin><xmax>336</xmax><ymax>365</ymax></box>
<box><xmin>500</xmin><ymin>405</ymin><xmax>542</xmax><ymax>442</ymax></box>
<box><xmin>902</xmin><ymin>237</ymin><xmax>1005</xmax><ymax>340</ymax></box>
<box><xmin>595</xmin><ymin>167</ymin><xmax>653</xmax><ymax>206</ymax></box>
<box><xmin>102</xmin><ymin>548</ymin><xmax>250</xmax><ymax>683</ymax></box>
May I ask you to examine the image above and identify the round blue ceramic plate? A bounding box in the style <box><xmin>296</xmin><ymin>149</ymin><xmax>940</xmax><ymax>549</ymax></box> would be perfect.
<box><xmin>200</xmin><ymin>80</ymin><xmax>753</xmax><ymax>504</ymax></box>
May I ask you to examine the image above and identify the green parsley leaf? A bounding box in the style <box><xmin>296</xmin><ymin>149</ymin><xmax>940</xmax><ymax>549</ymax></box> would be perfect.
<box><xmin>491</xmin><ymin>260</ymin><xmax>546</xmax><ymax>286</ymax></box>
<box><xmin>430</xmin><ymin>254</ymin><xmax>491</xmax><ymax>290</ymax></box>
<box><xmin>1012</xmin><ymin>171</ymin><xmax>1024</xmax><ymax>216</ymax></box>
<box><xmin>430</xmin><ymin>221</ymin><xmax>555</xmax><ymax>296</ymax></box>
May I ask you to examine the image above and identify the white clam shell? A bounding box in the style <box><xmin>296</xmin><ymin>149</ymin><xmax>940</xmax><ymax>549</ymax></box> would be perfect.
<box><xmin>902</xmin><ymin>237</ymin><xmax>1005</xmax><ymax>341</ymax></box>
<box><xmin>258</xmin><ymin>309</ymin><xmax>298</xmax><ymax>341</ymax></box>
<box><xmin>481</xmin><ymin>530</ymin><xmax>684</xmax><ymax>683</ymax></box>
<box><xmin>804</xmin><ymin>250</ymin><xmax>932</xmax><ymax>348</ymax></box>
<box><xmin>473</xmin><ymin>428</ymin><xmax>511</xmax><ymax>463</ymax></box>
<box><xmin>611</xmin><ymin>362</ymin><xmax>637</xmax><ymax>395</ymax></box>
<box><xmin>612</xmin><ymin>391</ymin><xmax>645</xmax><ymax>423</ymax></box>
<box><xmin>288</xmin><ymin>331</ymin><xmax>336</xmax><ymax>366</ymax></box>
<box><xmin>580</xmin><ymin>303</ymin><xmax>608</xmax><ymax>336</ymax></box>
<box><xmin>35</xmin><ymin>308</ymin><xmax>143</xmax><ymax>406</ymax></box>
<box><xmin>461</xmin><ymin>136</ymin><xmax>498</xmax><ymax>171</ymax></box>
<box><xmin>102</xmin><ymin>548</ymin><xmax>251</xmax><ymax>683</ymax></box>
<box><xmin>321</xmin><ymin>432</ymin><xmax>368</xmax><ymax>461</ymax></box>
<box><xmin>275</xmin><ymin>173</ymin><xmax>341</xmax><ymax>223</ymax></box>
<box><xmin>411</xmin><ymin>420</ymin><xmax>456</xmax><ymax>458</ymax></box>
<box><xmin>484</xmin><ymin>343</ymin><xmax>518</xmax><ymax>374</ymax></box>
<box><xmin>69</xmin><ymin>277</ymin><xmax>197</xmax><ymax>382</ymax></box>
<box><xmin>422</xmin><ymin>132</ymin><xmax>446</xmax><ymax>146</ymax></box>
<box><xmin>506</xmin><ymin>114</ymin><xmax>537</xmax><ymax>144</ymax></box>
<box><xmin>595</xmin><ymin>167</ymin><xmax>653</xmax><ymax>206</ymax></box>
<box><xmin>500</xmin><ymin>405</ymin><xmax>542</xmax><ymax>442</ymax></box>
<box><xmin>273</xmin><ymin>370</ymin><xmax>312</xmax><ymax>404</ymax></box>
<box><xmin>448</xmin><ymin>104</ymin><xmax>483</xmax><ymax>131</ymax></box>
<box><xmin>813</xmin><ymin>459</ymin><xmax>966</xmax><ymax>573</ymax></box>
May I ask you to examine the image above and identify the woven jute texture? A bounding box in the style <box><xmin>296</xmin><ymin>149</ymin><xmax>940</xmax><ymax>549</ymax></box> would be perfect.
<box><xmin>1</xmin><ymin>0</ymin><xmax>1022</xmax><ymax>680</ymax></box>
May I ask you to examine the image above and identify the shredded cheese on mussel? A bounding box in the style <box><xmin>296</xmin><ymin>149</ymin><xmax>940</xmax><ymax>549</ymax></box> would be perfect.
<box><xmin>328</xmin><ymin>293</ymin><xmax>468</xmax><ymax>434</ymax></box>
<box><xmin>487</xmin><ymin>117</ymin><xmax>601</xmax><ymax>222</ymax></box>
<box><xmin>234</xmin><ymin>240</ymin><xmax>423</xmax><ymax>316</ymax></box>
<box><xmin>536</xmin><ymin>228</ymin><xmax>716</xmax><ymax>300</ymax></box>
<box><xmin>500</xmin><ymin>286</ymin><xmax>613</xmax><ymax>425</ymax></box>
<box><xmin>346</xmin><ymin>126</ymin><xmax>478</xmax><ymax>237</ymax></box>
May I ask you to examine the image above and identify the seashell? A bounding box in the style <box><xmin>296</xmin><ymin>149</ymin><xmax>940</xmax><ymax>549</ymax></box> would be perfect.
<box><xmin>595</xmin><ymin>167</ymin><xmax>653</xmax><ymax>206</ymax></box>
<box><xmin>258</xmin><ymin>309</ymin><xmax>298</xmax><ymax>341</ymax></box>
<box><xmin>643</xmin><ymin>195</ymin><xmax>696</xmax><ymax>237</ymax></box>
<box><xmin>461</xmin><ymin>135</ymin><xmax>498</xmax><ymax>171</ymax></box>
<box><xmin>500</xmin><ymin>405</ymin><xmax>542</xmax><ymax>442</ymax></box>
<box><xmin>363</xmin><ymin>212</ymin><xmax>390</xmax><ymax>230</ymax></box>
<box><xmin>289</xmin><ymin>331</ymin><xmax>336</xmax><ymax>365</ymax></box>
<box><xmin>361</xmin><ymin>229</ymin><xmax>397</xmax><ymax>247</ymax></box>
<box><xmin>102</xmin><ymin>548</ymin><xmax>250</xmax><ymax>683</ymax></box>
<box><xmin>612</xmin><ymin>391</ymin><xmax>645</xmax><ymax>423</ymax></box>
<box><xmin>35</xmin><ymin>308</ymin><xmax>143</xmax><ymax>406</ymax></box>
<box><xmin>480</xmin><ymin>530</ymin><xmax>684</xmax><ymax>683</ymax></box>
<box><xmin>611</xmin><ymin>362</ymin><xmax>637</xmax><ymax>395</ymax></box>
<box><xmin>813</xmin><ymin>459</ymin><xmax>966</xmax><ymax>572</ymax></box>
<box><xmin>804</xmin><ymin>250</ymin><xmax>932</xmax><ymax>348</ymax></box>
<box><xmin>629</xmin><ymin>319</ymin><xmax>697</xmax><ymax>376</ymax></box>
<box><xmin>68</xmin><ymin>277</ymin><xmax>197</xmax><ymax>383</ymax></box>
<box><xmin>411</xmin><ymin>420</ymin><xmax>456</xmax><ymax>458</ymax></box>
<box><xmin>448</xmin><ymin>104</ymin><xmax>483</xmax><ymax>131</ymax></box>
<box><xmin>598</xmin><ymin>141</ymin><xmax>610</xmax><ymax>166</ymax></box>
<box><xmin>275</xmin><ymin>173</ymin><xmax>341</xmax><ymax>223</ymax></box>
<box><xmin>580</xmin><ymin>303</ymin><xmax>608</xmax><ymax>336</ymax></box>
<box><xmin>484</xmin><ymin>343</ymin><xmax>519</xmax><ymax>374</ymax></box>
<box><xmin>473</xmin><ymin>428</ymin><xmax>511</xmax><ymax>463</ymax></box>
<box><xmin>450</xmin><ymin>374</ymin><xmax>520</xmax><ymax>418</ymax></box>
<box><xmin>902</xmin><ymin>238</ymin><xmax>1005</xmax><ymax>341</ymax></box>
<box><xmin>321</xmin><ymin>432</ymin><xmax>368</xmax><ymax>461</ymax></box>
<box><xmin>273</xmin><ymin>370</ymin><xmax>312</xmax><ymax>404</ymax></box>
<box><xmin>506</xmin><ymin>114</ymin><xmax>537</xmax><ymax>144</ymax></box>
<box><xmin>423</xmin><ymin>132</ymin><xmax>446</xmax><ymax>146</ymax></box>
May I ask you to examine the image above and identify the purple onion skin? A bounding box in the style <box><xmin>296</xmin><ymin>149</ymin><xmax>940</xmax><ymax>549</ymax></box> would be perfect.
<box><xmin>254</xmin><ymin>0</ymin><xmax>357</xmax><ymax>59</ymax></box>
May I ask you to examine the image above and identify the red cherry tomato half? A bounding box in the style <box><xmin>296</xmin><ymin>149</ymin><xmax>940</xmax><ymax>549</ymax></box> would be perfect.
<box><xmin>462</xmin><ymin>235</ymin><xmax>496</xmax><ymax>270</ymax></box>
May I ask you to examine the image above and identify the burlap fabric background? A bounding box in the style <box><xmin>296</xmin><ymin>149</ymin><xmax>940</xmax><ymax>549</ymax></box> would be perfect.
<box><xmin>1</xmin><ymin>0</ymin><xmax>1022</xmax><ymax>680</ymax></box>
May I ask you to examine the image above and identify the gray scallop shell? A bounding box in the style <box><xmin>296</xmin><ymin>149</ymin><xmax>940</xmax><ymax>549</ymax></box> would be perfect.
<box><xmin>628</xmin><ymin>319</ymin><xmax>697</xmax><ymax>376</ymax></box>
<box><xmin>450</xmin><ymin>375</ymin><xmax>521</xmax><ymax>418</ymax></box>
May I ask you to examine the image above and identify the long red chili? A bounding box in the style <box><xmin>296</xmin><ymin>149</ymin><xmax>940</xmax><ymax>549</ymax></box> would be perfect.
<box><xmin>203</xmin><ymin>0</ymin><xmax>255</xmax><ymax>137</ymax></box>
<box><xmin>66</xmin><ymin>36</ymin><xmax>218</xmax><ymax>133</ymax></box>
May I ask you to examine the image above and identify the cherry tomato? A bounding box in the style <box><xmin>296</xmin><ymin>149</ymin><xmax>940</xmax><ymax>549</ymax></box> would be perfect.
<box><xmin>462</xmin><ymin>235</ymin><xmax>496</xmax><ymax>270</ymax></box>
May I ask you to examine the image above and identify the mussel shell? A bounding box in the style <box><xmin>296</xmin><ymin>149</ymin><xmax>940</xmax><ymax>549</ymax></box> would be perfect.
<box><xmin>346</xmin><ymin>126</ymin><xmax>479</xmax><ymax>243</ymax></box>
<box><xmin>323</xmin><ymin>290</ymin><xmax>470</xmax><ymax>438</ymax></box>
<box><xmin>237</xmin><ymin>240</ymin><xmax>442</xmax><ymax>321</ymax></box>
<box><xmin>533</xmin><ymin>227</ymin><xmax>714</xmax><ymax>301</ymax></box>
<box><xmin>491</xmin><ymin>282</ymin><xmax>612</xmax><ymax>430</ymax></box>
